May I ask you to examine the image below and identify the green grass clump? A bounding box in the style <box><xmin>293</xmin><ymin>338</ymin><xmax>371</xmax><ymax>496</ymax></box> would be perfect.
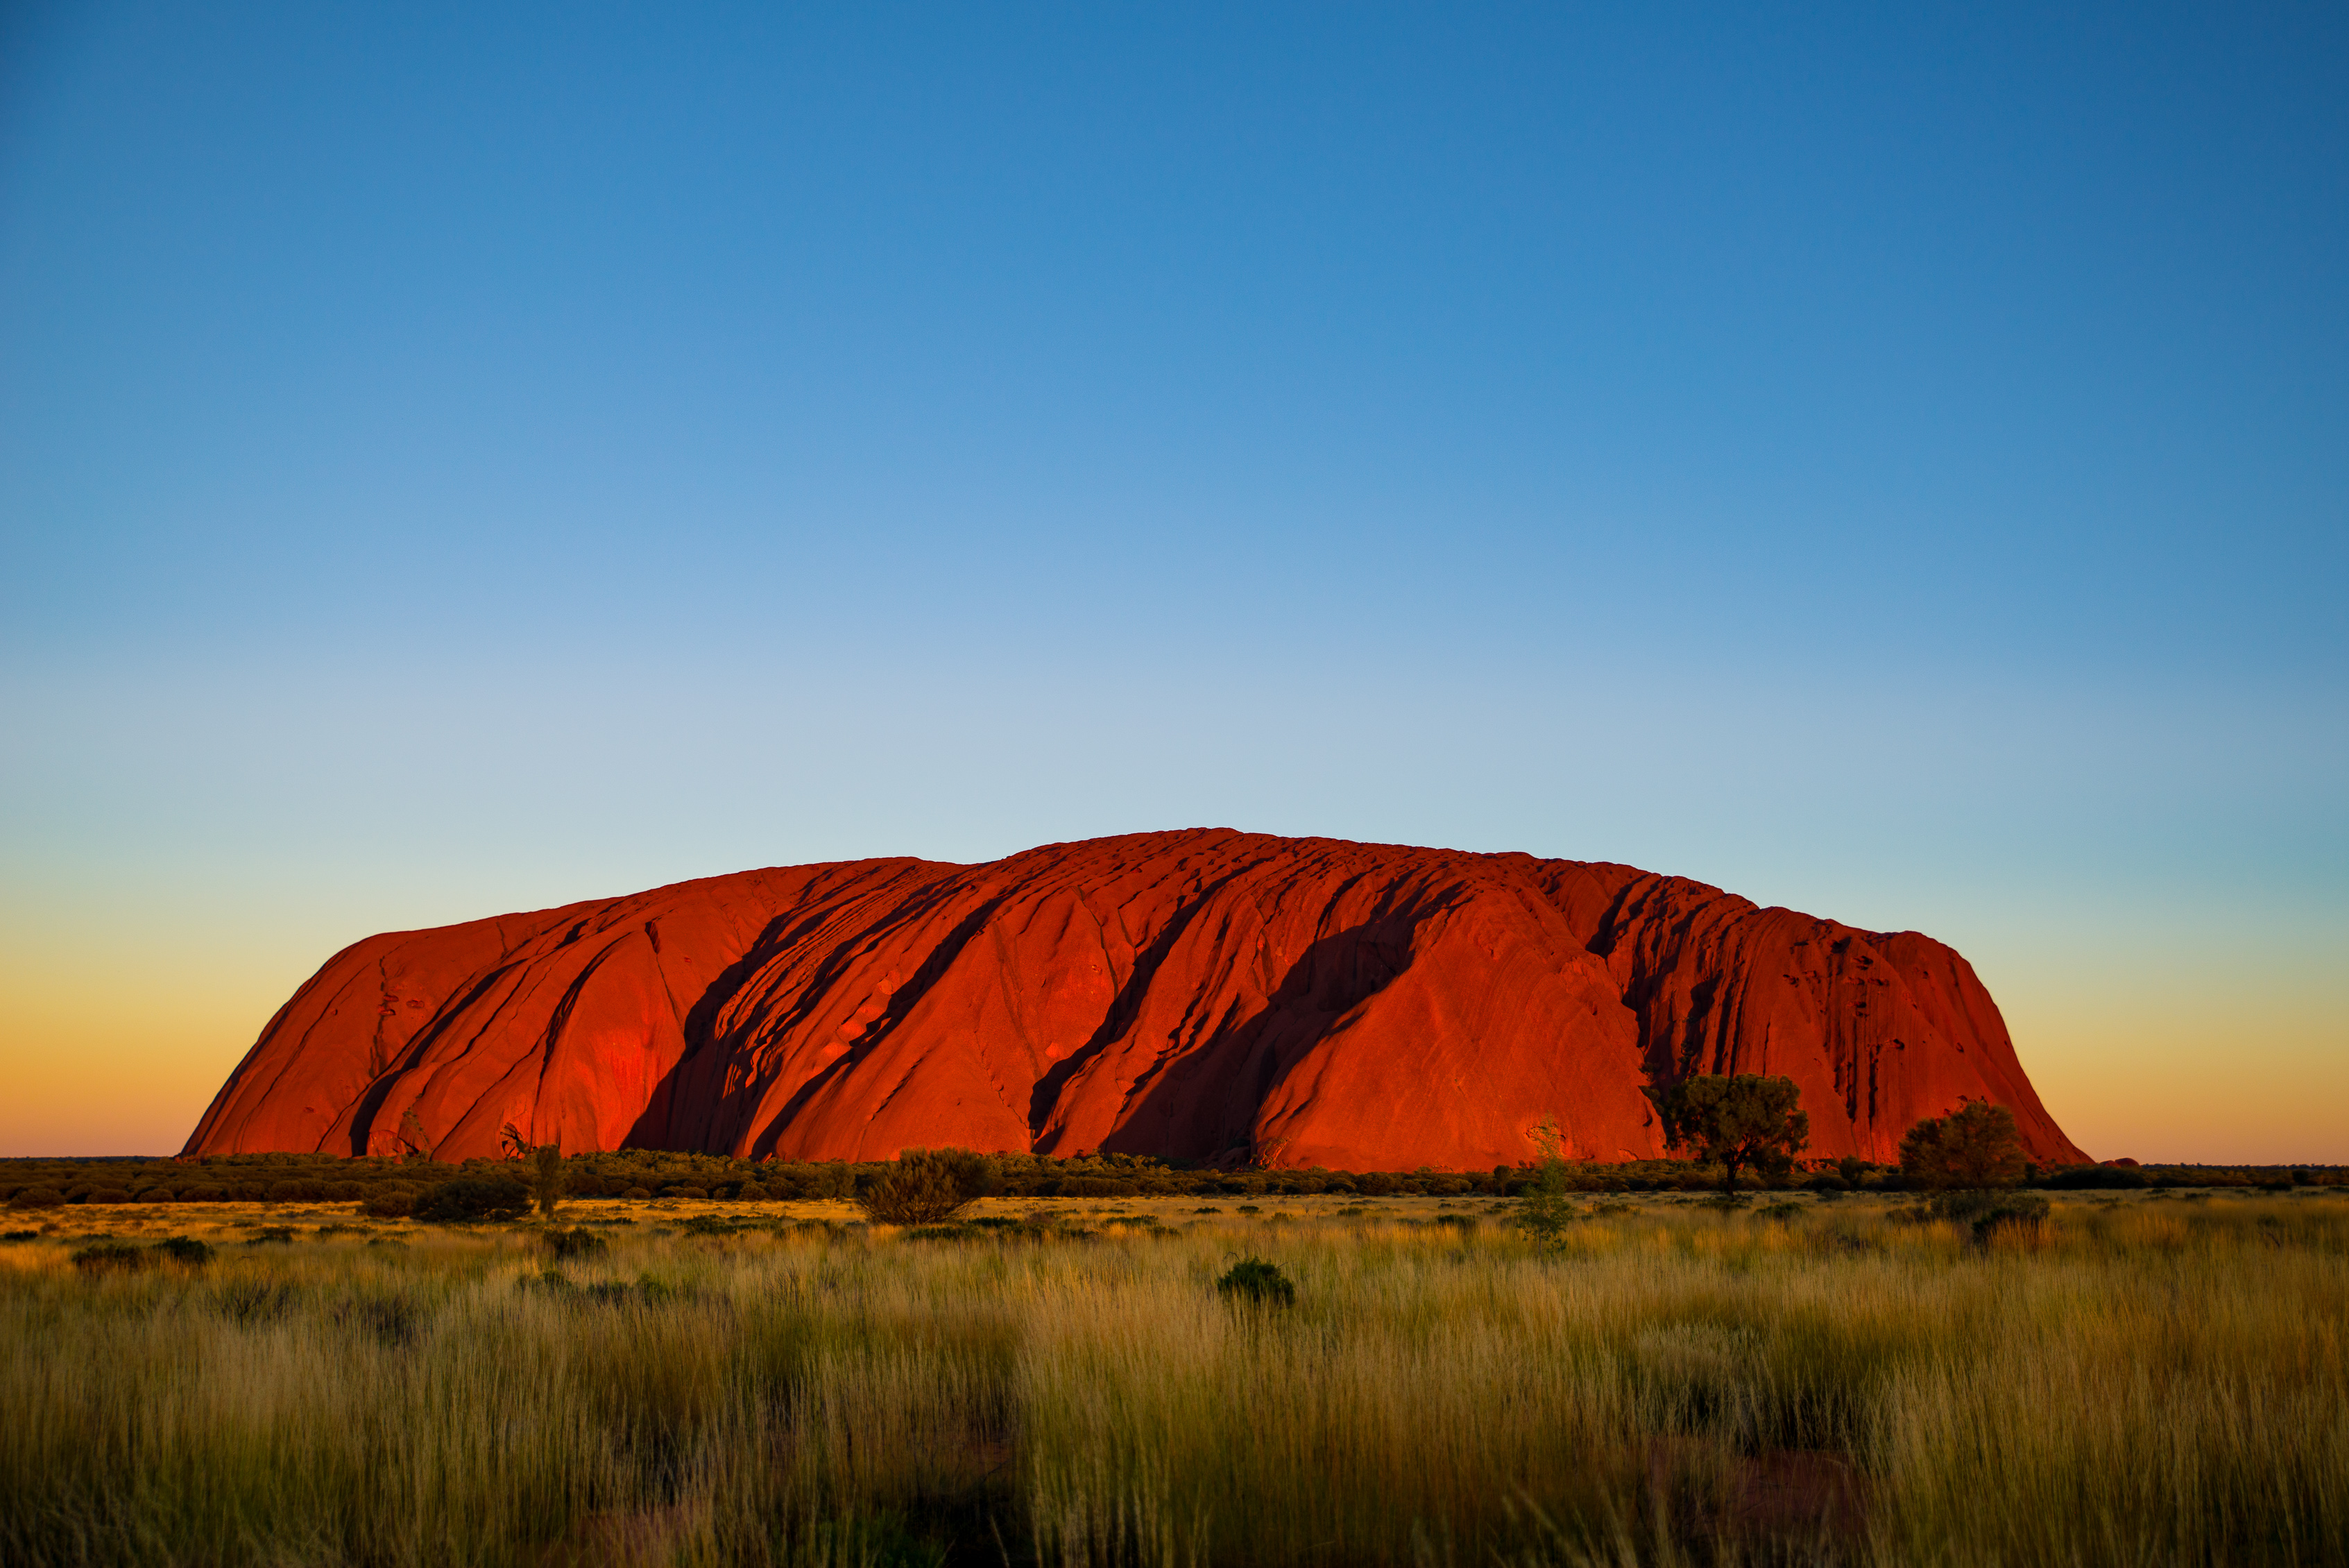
<box><xmin>1215</xmin><ymin>1256</ymin><xmax>1297</xmax><ymax>1306</ymax></box>
<box><xmin>541</xmin><ymin>1226</ymin><xmax>609</xmax><ymax>1259</ymax></box>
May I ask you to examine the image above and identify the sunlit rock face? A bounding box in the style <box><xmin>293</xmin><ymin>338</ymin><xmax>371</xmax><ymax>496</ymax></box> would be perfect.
<box><xmin>184</xmin><ymin>829</ymin><xmax>2087</xmax><ymax>1168</ymax></box>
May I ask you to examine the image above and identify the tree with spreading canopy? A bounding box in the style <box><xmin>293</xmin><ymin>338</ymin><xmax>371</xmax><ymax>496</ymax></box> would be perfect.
<box><xmin>1899</xmin><ymin>1099</ymin><xmax>2027</xmax><ymax>1193</ymax></box>
<box><xmin>1644</xmin><ymin>1073</ymin><xmax>1810</xmax><ymax>1197</ymax></box>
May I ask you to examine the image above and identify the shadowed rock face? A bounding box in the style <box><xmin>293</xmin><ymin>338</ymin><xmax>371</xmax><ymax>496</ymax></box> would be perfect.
<box><xmin>182</xmin><ymin>830</ymin><xmax>2088</xmax><ymax>1168</ymax></box>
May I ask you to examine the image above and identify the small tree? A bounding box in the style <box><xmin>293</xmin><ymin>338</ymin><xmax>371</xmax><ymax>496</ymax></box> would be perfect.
<box><xmin>1646</xmin><ymin>1074</ymin><xmax>1810</xmax><ymax>1198</ymax></box>
<box><xmin>1516</xmin><ymin>1116</ymin><xmax>1575</xmax><ymax>1247</ymax></box>
<box><xmin>1899</xmin><ymin>1100</ymin><xmax>2026</xmax><ymax>1193</ymax></box>
<box><xmin>531</xmin><ymin>1143</ymin><xmax>565</xmax><ymax>1220</ymax></box>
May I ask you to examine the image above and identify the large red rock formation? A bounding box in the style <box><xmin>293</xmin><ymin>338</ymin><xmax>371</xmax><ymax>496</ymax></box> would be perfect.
<box><xmin>182</xmin><ymin>830</ymin><xmax>2088</xmax><ymax>1168</ymax></box>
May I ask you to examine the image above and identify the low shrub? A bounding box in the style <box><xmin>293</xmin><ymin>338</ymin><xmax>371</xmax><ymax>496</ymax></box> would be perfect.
<box><xmin>86</xmin><ymin>1188</ymin><xmax>135</xmax><ymax>1205</ymax></box>
<box><xmin>266</xmin><ymin>1179</ymin><xmax>329</xmax><ymax>1203</ymax></box>
<box><xmin>7</xmin><ymin>1187</ymin><xmax>63</xmax><ymax>1211</ymax></box>
<box><xmin>178</xmin><ymin>1184</ymin><xmax>229</xmax><ymax>1202</ymax></box>
<box><xmin>543</xmin><ymin>1226</ymin><xmax>610</xmax><ymax>1259</ymax></box>
<box><xmin>71</xmin><ymin>1242</ymin><xmax>151</xmax><ymax>1274</ymax></box>
<box><xmin>857</xmin><ymin>1149</ymin><xmax>993</xmax><ymax>1226</ymax></box>
<box><xmin>134</xmin><ymin>1187</ymin><xmax>176</xmax><ymax>1203</ymax></box>
<box><xmin>1972</xmin><ymin>1193</ymin><xmax>2053</xmax><ymax>1244</ymax></box>
<box><xmin>1215</xmin><ymin>1257</ymin><xmax>1296</xmax><ymax>1307</ymax></box>
<box><xmin>1927</xmin><ymin>1190</ymin><xmax>2006</xmax><ymax>1224</ymax></box>
<box><xmin>155</xmin><ymin>1237</ymin><xmax>214</xmax><ymax>1266</ymax></box>
<box><xmin>247</xmin><ymin>1227</ymin><xmax>296</xmax><ymax>1245</ymax></box>
<box><xmin>620</xmin><ymin>1187</ymin><xmax>652</xmax><ymax>1200</ymax></box>
<box><xmin>361</xmin><ymin>1187</ymin><xmax>418</xmax><ymax>1219</ymax></box>
<box><xmin>663</xmin><ymin>1186</ymin><xmax>710</xmax><ymax>1200</ymax></box>
<box><xmin>1061</xmin><ymin>1177</ymin><xmax>1140</xmax><ymax>1199</ymax></box>
<box><xmin>413</xmin><ymin>1178</ymin><xmax>531</xmax><ymax>1224</ymax></box>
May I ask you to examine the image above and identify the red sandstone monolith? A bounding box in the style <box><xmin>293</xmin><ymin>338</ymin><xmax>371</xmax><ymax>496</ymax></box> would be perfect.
<box><xmin>182</xmin><ymin>830</ymin><xmax>2087</xmax><ymax>1168</ymax></box>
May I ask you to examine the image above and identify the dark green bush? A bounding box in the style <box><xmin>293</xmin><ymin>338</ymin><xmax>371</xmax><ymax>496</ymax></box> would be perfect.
<box><xmin>71</xmin><ymin>1242</ymin><xmax>151</xmax><ymax>1273</ymax></box>
<box><xmin>86</xmin><ymin>1188</ymin><xmax>135</xmax><ymax>1204</ymax></box>
<box><xmin>266</xmin><ymin>1179</ymin><xmax>329</xmax><ymax>1203</ymax></box>
<box><xmin>179</xmin><ymin>1184</ymin><xmax>229</xmax><ymax>1202</ymax></box>
<box><xmin>544</xmin><ymin>1227</ymin><xmax>609</xmax><ymax>1259</ymax></box>
<box><xmin>248</xmin><ymin>1227</ymin><xmax>296</xmax><ymax>1245</ymax></box>
<box><xmin>1061</xmin><ymin>1177</ymin><xmax>1139</xmax><ymax>1199</ymax></box>
<box><xmin>7</xmin><ymin>1187</ymin><xmax>63</xmax><ymax>1211</ymax></box>
<box><xmin>663</xmin><ymin>1185</ymin><xmax>710</xmax><ymax>1200</ymax></box>
<box><xmin>1927</xmin><ymin>1189</ymin><xmax>2002</xmax><ymax>1223</ymax></box>
<box><xmin>621</xmin><ymin>1186</ymin><xmax>652</xmax><ymax>1200</ymax></box>
<box><xmin>1972</xmin><ymin>1194</ymin><xmax>2052</xmax><ymax>1244</ymax></box>
<box><xmin>411</xmin><ymin>1178</ymin><xmax>531</xmax><ymax>1223</ymax></box>
<box><xmin>155</xmin><ymin>1236</ymin><xmax>214</xmax><ymax>1266</ymax></box>
<box><xmin>857</xmin><ymin>1150</ymin><xmax>993</xmax><ymax>1225</ymax></box>
<box><xmin>1215</xmin><ymin>1257</ymin><xmax>1296</xmax><ymax>1307</ymax></box>
<box><xmin>361</xmin><ymin>1186</ymin><xmax>418</xmax><ymax>1219</ymax></box>
<box><xmin>134</xmin><ymin>1187</ymin><xmax>176</xmax><ymax>1203</ymax></box>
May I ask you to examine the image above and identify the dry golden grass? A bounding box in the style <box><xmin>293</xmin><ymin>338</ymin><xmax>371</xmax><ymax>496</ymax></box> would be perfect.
<box><xmin>2</xmin><ymin>1190</ymin><xmax>2343</xmax><ymax>1566</ymax></box>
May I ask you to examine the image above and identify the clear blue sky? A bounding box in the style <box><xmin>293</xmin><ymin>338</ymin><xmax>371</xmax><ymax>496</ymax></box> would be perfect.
<box><xmin>2</xmin><ymin>1</ymin><xmax>2343</xmax><ymax>1159</ymax></box>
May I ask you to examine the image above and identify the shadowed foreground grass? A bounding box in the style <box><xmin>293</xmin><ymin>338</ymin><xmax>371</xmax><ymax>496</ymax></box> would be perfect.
<box><xmin>2</xmin><ymin>1192</ymin><xmax>2344</xmax><ymax>1566</ymax></box>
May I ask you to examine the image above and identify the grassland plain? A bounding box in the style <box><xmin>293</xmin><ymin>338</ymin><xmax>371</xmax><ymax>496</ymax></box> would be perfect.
<box><xmin>2</xmin><ymin>1191</ymin><xmax>2344</xmax><ymax>1568</ymax></box>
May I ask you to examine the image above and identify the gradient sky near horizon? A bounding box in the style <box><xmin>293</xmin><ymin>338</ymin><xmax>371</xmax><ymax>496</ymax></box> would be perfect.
<box><xmin>2</xmin><ymin>2</ymin><xmax>2343</xmax><ymax>1162</ymax></box>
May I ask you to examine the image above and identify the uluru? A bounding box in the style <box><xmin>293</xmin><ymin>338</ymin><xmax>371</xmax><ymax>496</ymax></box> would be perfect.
<box><xmin>183</xmin><ymin>829</ymin><xmax>2088</xmax><ymax>1170</ymax></box>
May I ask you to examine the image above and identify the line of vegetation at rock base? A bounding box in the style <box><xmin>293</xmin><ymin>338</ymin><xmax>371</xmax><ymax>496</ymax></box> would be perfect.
<box><xmin>5</xmin><ymin>1143</ymin><xmax>2337</xmax><ymax>1213</ymax></box>
<box><xmin>4</xmin><ymin>1189</ymin><xmax>2346</xmax><ymax>1567</ymax></box>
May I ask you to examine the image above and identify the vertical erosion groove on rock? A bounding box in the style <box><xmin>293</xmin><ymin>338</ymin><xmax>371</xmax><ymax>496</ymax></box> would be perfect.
<box><xmin>182</xmin><ymin>829</ymin><xmax>2087</xmax><ymax>1168</ymax></box>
